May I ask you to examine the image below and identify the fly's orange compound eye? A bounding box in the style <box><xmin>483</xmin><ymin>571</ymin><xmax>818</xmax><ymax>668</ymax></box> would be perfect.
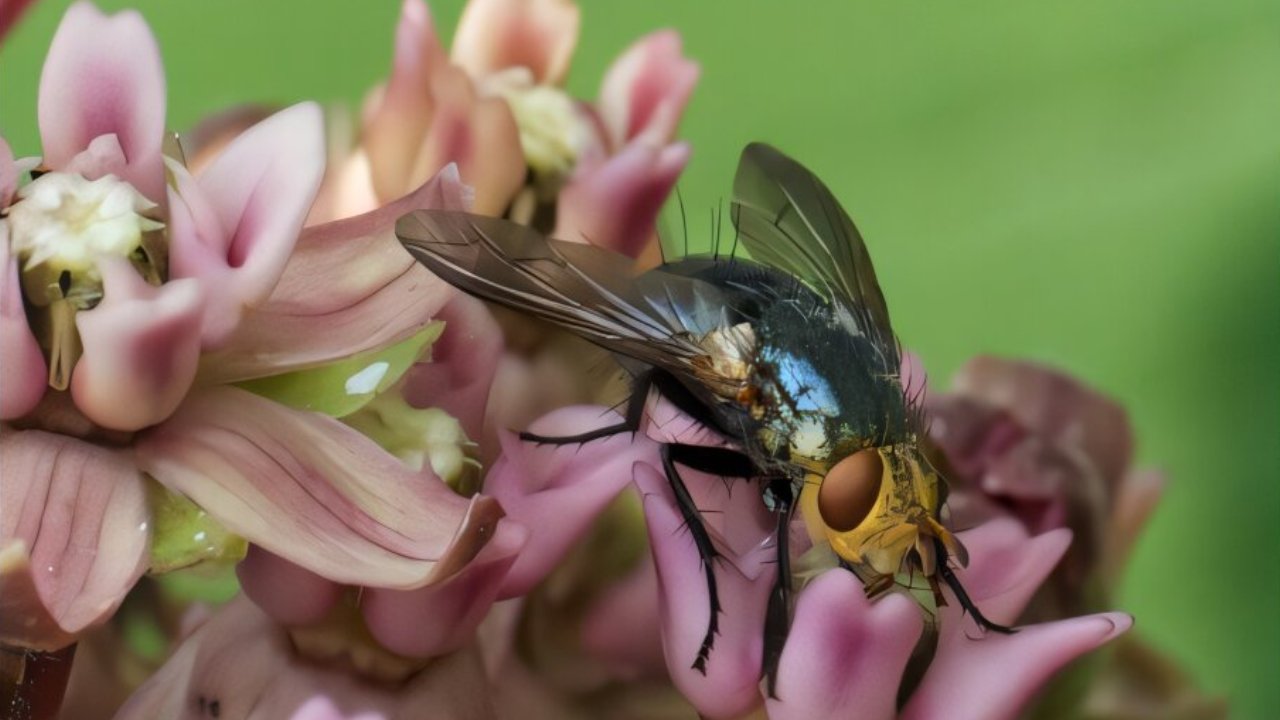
<box><xmin>818</xmin><ymin>448</ymin><xmax>884</xmax><ymax>532</ymax></box>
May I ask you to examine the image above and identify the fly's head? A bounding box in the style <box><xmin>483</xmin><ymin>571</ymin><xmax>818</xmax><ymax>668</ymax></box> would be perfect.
<box><xmin>799</xmin><ymin>441</ymin><xmax>967</xmax><ymax>585</ymax></box>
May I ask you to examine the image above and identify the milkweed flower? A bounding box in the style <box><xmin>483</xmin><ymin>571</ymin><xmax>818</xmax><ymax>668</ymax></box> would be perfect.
<box><xmin>926</xmin><ymin>357</ymin><xmax>1226</xmax><ymax>719</ymax></box>
<box><xmin>474</xmin><ymin>389</ymin><xmax>1134</xmax><ymax>720</ymax></box>
<box><xmin>299</xmin><ymin>0</ymin><xmax>699</xmax><ymax>447</ymax></box>
<box><xmin>117</xmin><ymin>338</ymin><xmax>669</xmax><ymax>719</ymax></box>
<box><xmin>324</xmin><ymin>0</ymin><xmax>696</xmax><ymax>259</ymax></box>
<box><xmin>0</xmin><ymin>1</ymin><xmax>501</xmax><ymax>671</ymax></box>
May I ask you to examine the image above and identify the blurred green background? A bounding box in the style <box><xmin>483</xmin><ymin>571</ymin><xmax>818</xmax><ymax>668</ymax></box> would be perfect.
<box><xmin>2</xmin><ymin>0</ymin><xmax>1277</xmax><ymax>716</ymax></box>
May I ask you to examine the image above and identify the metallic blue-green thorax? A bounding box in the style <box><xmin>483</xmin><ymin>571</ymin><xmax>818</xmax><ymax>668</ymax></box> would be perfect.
<box><xmin>651</xmin><ymin>257</ymin><xmax>912</xmax><ymax>467</ymax></box>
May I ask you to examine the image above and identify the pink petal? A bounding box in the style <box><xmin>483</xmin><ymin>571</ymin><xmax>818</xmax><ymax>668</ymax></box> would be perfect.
<box><xmin>897</xmin><ymin>517</ymin><xmax>1130</xmax><ymax>719</ymax></box>
<box><xmin>135</xmin><ymin>386</ymin><xmax>516</xmax><ymax>590</ymax></box>
<box><xmin>486</xmin><ymin>407</ymin><xmax>658</xmax><ymax>598</ymax></box>
<box><xmin>598</xmin><ymin>30</ymin><xmax>699</xmax><ymax>148</ymax></box>
<box><xmin>71</xmin><ymin>260</ymin><xmax>204</xmax><ymax>431</ymax></box>
<box><xmin>362</xmin><ymin>521</ymin><xmax>527</xmax><ymax>658</ymax></box>
<box><xmin>196</xmin><ymin>165</ymin><xmax>469</xmax><ymax>384</ymax></box>
<box><xmin>37</xmin><ymin>1</ymin><xmax>165</xmax><ymax>201</ymax></box>
<box><xmin>60</xmin><ymin>132</ymin><xmax>129</xmax><ymax>182</ymax></box>
<box><xmin>952</xmin><ymin>356</ymin><xmax>1133</xmax><ymax>483</ymax></box>
<box><xmin>401</xmin><ymin>293</ymin><xmax>502</xmax><ymax>442</ymax></box>
<box><xmin>578</xmin><ymin>550</ymin><xmax>668</xmax><ymax>679</ymax></box>
<box><xmin>902</xmin><ymin>612</ymin><xmax>1132</xmax><ymax>720</ymax></box>
<box><xmin>289</xmin><ymin>698</ymin><xmax>387</xmax><ymax>720</ymax></box>
<box><xmin>169</xmin><ymin>102</ymin><xmax>326</xmax><ymax>348</ymax></box>
<box><xmin>765</xmin><ymin>572</ymin><xmax>924</xmax><ymax>720</ymax></box>
<box><xmin>362</xmin><ymin>0</ymin><xmax>447</xmax><ymax>202</ymax></box>
<box><xmin>412</xmin><ymin>66</ymin><xmax>526</xmax><ymax>215</ymax></box>
<box><xmin>117</xmin><ymin>596</ymin><xmax>498</xmax><ymax>719</ymax></box>
<box><xmin>237</xmin><ymin>547</ymin><xmax>345</xmax><ymax>627</ymax></box>
<box><xmin>636</xmin><ymin>460</ymin><xmax>773</xmax><ymax>719</ymax></box>
<box><xmin>555</xmin><ymin>140</ymin><xmax>689</xmax><ymax>258</ymax></box>
<box><xmin>948</xmin><ymin>518</ymin><xmax>1073</xmax><ymax>625</ymax></box>
<box><xmin>1</xmin><ymin>135</ymin><xmax>16</xmax><ymax>204</ymax></box>
<box><xmin>1</xmin><ymin>224</ymin><xmax>48</xmax><ymax>419</ymax></box>
<box><xmin>0</xmin><ymin>430</ymin><xmax>149</xmax><ymax>650</ymax></box>
<box><xmin>182</xmin><ymin>104</ymin><xmax>277</xmax><ymax>174</ymax></box>
<box><xmin>451</xmin><ymin>0</ymin><xmax>581</xmax><ymax>85</ymax></box>
<box><xmin>900</xmin><ymin>349</ymin><xmax>929</xmax><ymax>406</ymax></box>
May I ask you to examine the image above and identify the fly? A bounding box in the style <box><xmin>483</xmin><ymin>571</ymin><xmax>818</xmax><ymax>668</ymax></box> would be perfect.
<box><xmin>396</xmin><ymin>143</ymin><xmax>1013</xmax><ymax>694</ymax></box>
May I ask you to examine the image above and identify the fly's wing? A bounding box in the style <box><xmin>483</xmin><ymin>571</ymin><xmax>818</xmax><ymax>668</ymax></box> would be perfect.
<box><xmin>397</xmin><ymin>210</ymin><xmax>745</xmax><ymax>397</ymax></box>
<box><xmin>731</xmin><ymin>143</ymin><xmax>898</xmax><ymax>362</ymax></box>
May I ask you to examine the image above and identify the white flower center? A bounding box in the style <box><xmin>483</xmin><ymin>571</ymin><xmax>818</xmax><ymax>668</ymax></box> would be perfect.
<box><xmin>482</xmin><ymin>69</ymin><xmax>594</xmax><ymax>186</ymax></box>
<box><xmin>7</xmin><ymin>172</ymin><xmax>163</xmax><ymax>279</ymax></box>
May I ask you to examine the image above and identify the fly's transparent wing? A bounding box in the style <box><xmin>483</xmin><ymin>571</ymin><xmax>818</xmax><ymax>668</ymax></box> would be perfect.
<box><xmin>397</xmin><ymin>210</ymin><xmax>743</xmax><ymax>395</ymax></box>
<box><xmin>731</xmin><ymin>143</ymin><xmax>898</xmax><ymax>360</ymax></box>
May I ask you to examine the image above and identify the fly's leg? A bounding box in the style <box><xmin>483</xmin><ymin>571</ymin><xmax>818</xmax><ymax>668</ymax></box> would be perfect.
<box><xmin>935</xmin><ymin>539</ymin><xmax>1016</xmax><ymax>634</ymax></box>
<box><xmin>661</xmin><ymin>443</ymin><xmax>761</xmax><ymax>674</ymax></box>
<box><xmin>519</xmin><ymin>371</ymin><xmax>652</xmax><ymax>445</ymax></box>
<box><xmin>839</xmin><ymin>559</ymin><xmax>895</xmax><ymax>598</ymax></box>
<box><xmin>762</xmin><ymin>477</ymin><xmax>795</xmax><ymax>698</ymax></box>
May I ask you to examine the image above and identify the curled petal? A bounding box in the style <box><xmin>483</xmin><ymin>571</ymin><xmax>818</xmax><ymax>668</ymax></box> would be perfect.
<box><xmin>952</xmin><ymin>356</ymin><xmax>1133</xmax><ymax>482</ymax></box>
<box><xmin>71</xmin><ymin>260</ymin><xmax>203</xmax><ymax>431</ymax></box>
<box><xmin>948</xmin><ymin>518</ymin><xmax>1073</xmax><ymax>624</ymax></box>
<box><xmin>402</xmin><ymin>294</ymin><xmax>502</xmax><ymax>442</ymax></box>
<box><xmin>486</xmin><ymin>407</ymin><xmax>658</xmax><ymax>597</ymax></box>
<box><xmin>765</xmin><ymin>572</ymin><xmax>923</xmax><ymax>720</ymax></box>
<box><xmin>37</xmin><ymin>1</ymin><xmax>165</xmax><ymax>200</ymax></box>
<box><xmin>903</xmin><ymin>612</ymin><xmax>1132</xmax><ymax>720</ymax></box>
<box><xmin>1</xmin><ymin>225</ymin><xmax>47</xmax><ymax>419</ymax></box>
<box><xmin>363</xmin><ymin>0</ymin><xmax>447</xmax><ymax>201</ymax></box>
<box><xmin>451</xmin><ymin>0</ymin><xmax>580</xmax><ymax>85</ymax></box>
<box><xmin>197</xmin><ymin>166</ymin><xmax>469</xmax><ymax>384</ymax></box>
<box><xmin>117</xmin><ymin>597</ymin><xmax>498</xmax><ymax>719</ymax></box>
<box><xmin>635</xmin><ymin>461</ymin><xmax>773</xmax><ymax>719</ymax></box>
<box><xmin>238</xmin><ymin>547</ymin><xmax>345</xmax><ymax>627</ymax></box>
<box><xmin>599</xmin><ymin>30</ymin><xmax>699</xmax><ymax>148</ymax></box>
<box><xmin>169</xmin><ymin>102</ymin><xmax>326</xmax><ymax>347</ymax></box>
<box><xmin>135</xmin><ymin>386</ymin><xmax>516</xmax><ymax>590</ymax></box>
<box><xmin>362</xmin><ymin>522</ymin><xmax>526</xmax><ymax>658</ymax></box>
<box><xmin>0</xmin><ymin>430</ymin><xmax>149</xmax><ymax>650</ymax></box>
<box><xmin>556</xmin><ymin>141</ymin><xmax>689</xmax><ymax>258</ymax></box>
<box><xmin>412</xmin><ymin>66</ymin><xmax>525</xmax><ymax>215</ymax></box>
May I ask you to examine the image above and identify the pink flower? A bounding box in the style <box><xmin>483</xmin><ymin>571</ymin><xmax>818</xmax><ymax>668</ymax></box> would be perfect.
<box><xmin>486</xmin><ymin>397</ymin><xmax>1132</xmax><ymax>719</ymax></box>
<box><xmin>923</xmin><ymin>356</ymin><xmax>1225</xmax><ymax>717</ymax></box>
<box><xmin>0</xmin><ymin>3</ymin><xmax>495</xmax><ymax>659</ymax></box>
<box><xmin>925</xmin><ymin>356</ymin><xmax>1162</xmax><ymax>615</ymax></box>
<box><xmin>116</xmin><ymin>596</ymin><xmax>498</xmax><ymax>720</ymax></box>
<box><xmin>119</xmin><ymin>405</ymin><xmax>659</xmax><ymax>718</ymax></box>
<box><xmin>333</xmin><ymin>0</ymin><xmax>696</xmax><ymax>259</ymax></box>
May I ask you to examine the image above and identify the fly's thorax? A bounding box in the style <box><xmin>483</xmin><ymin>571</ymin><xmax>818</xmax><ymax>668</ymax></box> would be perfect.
<box><xmin>799</xmin><ymin>442</ymin><xmax>957</xmax><ymax>580</ymax></box>
<box><xmin>740</xmin><ymin>297</ymin><xmax>913</xmax><ymax>463</ymax></box>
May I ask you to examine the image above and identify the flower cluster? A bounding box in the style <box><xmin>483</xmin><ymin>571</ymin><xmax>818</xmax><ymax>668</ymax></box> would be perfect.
<box><xmin>0</xmin><ymin>2</ymin><xmax>1212</xmax><ymax>719</ymax></box>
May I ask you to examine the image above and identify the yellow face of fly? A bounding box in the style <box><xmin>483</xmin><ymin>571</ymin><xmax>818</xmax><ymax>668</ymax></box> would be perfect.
<box><xmin>798</xmin><ymin>443</ymin><xmax>967</xmax><ymax>585</ymax></box>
